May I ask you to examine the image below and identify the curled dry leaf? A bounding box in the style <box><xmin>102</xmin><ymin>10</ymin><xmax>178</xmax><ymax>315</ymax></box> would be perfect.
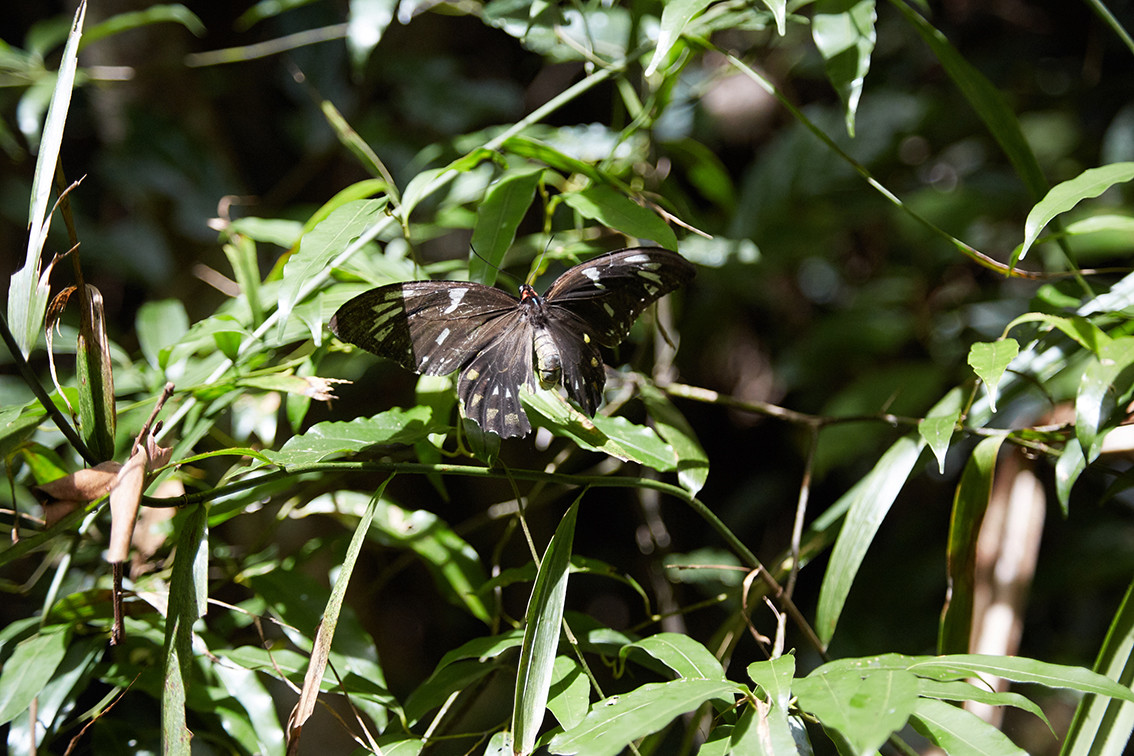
<box><xmin>34</xmin><ymin>461</ymin><xmax>121</xmax><ymax>526</ymax></box>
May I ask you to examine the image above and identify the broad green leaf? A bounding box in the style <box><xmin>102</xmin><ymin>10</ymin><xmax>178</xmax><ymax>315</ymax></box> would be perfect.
<box><xmin>277</xmin><ymin>197</ymin><xmax>388</xmax><ymax>338</ymax></box>
<box><xmin>211</xmin><ymin>663</ymin><xmax>285</xmax><ymax>754</ymax></box>
<box><xmin>908</xmin><ymin>655</ymin><xmax>1134</xmax><ymax>701</ymax></box>
<box><xmin>1017</xmin><ymin>162</ymin><xmax>1134</xmax><ymax>263</ymax></box>
<box><xmin>523</xmin><ymin>389</ymin><xmax>677</xmax><ymax>471</ymax></box>
<box><xmin>638</xmin><ymin>382</ymin><xmax>709</xmax><ymax>494</ymax></box>
<box><xmin>560</xmin><ymin>184</ymin><xmax>678</xmax><ymax>250</ymax></box>
<box><xmin>918</xmin><ymin>408</ymin><xmax>959</xmax><ymax>475</ymax></box>
<box><xmin>7</xmin><ymin>2</ymin><xmax>84</xmax><ymax>357</ymax></box>
<box><xmin>405</xmin><ymin>658</ymin><xmax>508</xmax><ymax>726</ymax></box>
<box><xmin>136</xmin><ymin>299</ymin><xmax>189</xmax><ymax>370</ymax></box>
<box><xmin>644</xmin><ymin>0</ymin><xmax>711</xmax><ymax>77</ymax></box>
<box><xmin>470</xmin><ymin>167</ymin><xmax>543</xmax><ymax>286</ymax></box>
<box><xmin>502</xmin><ymin>136</ymin><xmax>605</xmax><ymax>183</ymax></box>
<box><xmin>747</xmin><ymin>654</ymin><xmax>796</xmax><ymax>710</ymax></box>
<box><xmin>967</xmin><ymin>339</ymin><xmax>1019</xmax><ymax>412</ymax></box>
<box><xmin>548</xmin><ymin>656</ymin><xmax>590</xmax><ymax>731</ymax></box>
<box><xmin>816</xmin><ymin>434</ymin><xmax>924</xmax><ymax>645</ymax></box>
<box><xmin>893</xmin><ymin>2</ymin><xmax>1048</xmax><ymax>205</ymax></box>
<box><xmin>1077</xmin><ymin>337</ymin><xmax>1134</xmax><ymax>462</ymax></box>
<box><xmin>812</xmin><ymin>0</ymin><xmax>876</xmax><ymax>136</ymax></box>
<box><xmin>1055</xmin><ymin>439</ymin><xmax>1086</xmax><ymax>515</ymax></box>
<box><xmin>226</xmin><ymin>216</ymin><xmax>305</xmax><ymax>247</ymax></box>
<box><xmin>794</xmin><ymin>667</ymin><xmax>919</xmax><ymax>754</ymax></box>
<box><xmin>514</xmin><ymin>501</ymin><xmax>578</xmax><ymax>755</ymax></box>
<box><xmin>940</xmin><ymin>434</ymin><xmax>1006</xmax><ymax>655</ymax></box>
<box><xmin>549</xmin><ymin>678</ymin><xmax>740</xmax><ymax>756</ymax></box>
<box><xmin>1005</xmin><ymin>312</ymin><xmax>1110</xmax><ymax>355</ymax></box>
<box><xmin>1062</xmin><ymin>578</ymin><xmax>1134</xmax><ymax>756</ymax></box>
<box><xmin>622</xmin><ymin>633</ymin><xmax>726</xmax><ymax>682</ymax></box>
<box><xmin>261</xmin><ymin>406</ymin><xmax>436</xmax><ymax>467</ymax></box>
<box><xmin>729</xmin><ymin>699</ymin><xmax>800</xmax><ymax>755</ymax></box>
<box><xmin>911</xmin><ymin>697</ymin><xmax>1027</xmax><ymax>755</ymax></box>
<box><xmin>0</xmin><ymin>625</ymin><xmax>70</xmax><ymax>725</ymax></box>
<box><xmin>916</xmin><ymin>679</ymin><xmax>1048</xmax><ymax>726</ymax></box>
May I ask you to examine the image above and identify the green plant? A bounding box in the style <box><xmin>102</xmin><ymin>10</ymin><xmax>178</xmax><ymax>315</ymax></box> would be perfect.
<box><xmin>3</xmin><ymin>1</ymin><xmax>1134</xmax><ymax>754</ymax></box>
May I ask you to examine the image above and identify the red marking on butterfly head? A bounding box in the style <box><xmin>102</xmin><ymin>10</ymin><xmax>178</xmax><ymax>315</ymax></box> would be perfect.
<box><xmin>519</xmin><ymin>283</ymin><xmax>539</xmax><ymax>303</ymax></box>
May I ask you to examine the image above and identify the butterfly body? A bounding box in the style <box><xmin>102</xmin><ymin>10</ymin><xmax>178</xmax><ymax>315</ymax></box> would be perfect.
<box><xmin>329</xmin><ymin>247</ymin><xmax>695</xmax><ymax>438</ymax></box>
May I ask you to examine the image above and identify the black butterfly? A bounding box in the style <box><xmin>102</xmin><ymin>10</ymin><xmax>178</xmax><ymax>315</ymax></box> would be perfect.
<box><xmin>329</xmin><ymin>246</ymin><xmax>695</xmax><ymax>438</ymax></box>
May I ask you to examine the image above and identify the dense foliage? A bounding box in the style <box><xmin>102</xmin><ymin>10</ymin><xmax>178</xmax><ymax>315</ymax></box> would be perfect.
<box><xmin>3</xmin><ymin>1</ymin><xmax>1134</xmax><ymax>754</ymax></box>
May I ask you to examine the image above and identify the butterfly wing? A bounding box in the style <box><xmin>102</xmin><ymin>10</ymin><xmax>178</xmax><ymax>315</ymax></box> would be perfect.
<box><xmin>542</xmin><ymin>247</ymin><xmax>696</xmax><ymax>347</ymax></box>
<box><xmin>329</xmin><ymin>281</ymin><xmax>520</xmax><ymax>376</ymax></box>
<box><xmin>330</xmin><ymin>280</ymin><xmax>539</xmax><ymax>437</ymax></box>
<box><xmin>541</xmin><ymin>311</ymin><xmax>606</xmax><ymax>415</ymax></box>
<box><xmin>456</xmin><ymin>315</ymin><xmax>537</xmax><ymax>438</ymax></box>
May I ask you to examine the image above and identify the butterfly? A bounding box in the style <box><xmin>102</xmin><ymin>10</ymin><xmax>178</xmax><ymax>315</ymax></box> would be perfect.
<box><xmin>329</xmin><ymin>246</ymin><xmax>695</xmax><ymax>438</ymax></box>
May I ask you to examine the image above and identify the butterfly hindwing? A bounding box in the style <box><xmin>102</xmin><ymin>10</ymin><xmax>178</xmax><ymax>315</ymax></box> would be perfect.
<box><xmin>543</xmin><ymin>247</ymin><xmax>696</xmax><ymax>346</ymax></box>
<box><xmin>456</xmin><ymin>317</ymin><xmax>537</xmax><ymax>438</ymax></box>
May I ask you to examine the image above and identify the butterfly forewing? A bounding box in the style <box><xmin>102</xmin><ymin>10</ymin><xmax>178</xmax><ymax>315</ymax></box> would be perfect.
<box><xmin>329</xmin><ymin>281</ymin><xmax>519</xmax><ymax>376</ymax></box>
<box><xmin>542</xmin><ymin>247</ymin><xmax>696</xmax><ymax>346</ymax></box>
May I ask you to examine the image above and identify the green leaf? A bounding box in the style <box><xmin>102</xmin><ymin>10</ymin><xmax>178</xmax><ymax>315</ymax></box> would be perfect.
<box><xmin>162</xmin><ymin>504</ymin><xmax>208</xmax><ymax>756</ymax></box>
<box><xmin>794</xmin><ymin>666</ymin><xmax>919</xmax><ymax>754</ymax></box>
<box><xmin>747</xmin><ymin>654</ymin><xmax>796</xmax><ymax>710</ymax></box>
<box><xmin>1076</xmin><ymin>337</ymin><xmax>1134</xmax><ymax>462</ymax></box>
<box><xmin>939</xmin><ymin>435</ymin><xmax>1006</xmax><ymax>655</ymax></box>
<box><xmin>816</xmin><ymin>434</ymin><xmax>925</xmax><ymax>645</ymax></box>
<box><xmin>1055</xmin><ymin>439</ymin><xmax>1086</xmax><ymax>515</ymax></box>
<box><xmin>514</xmin><ymin>500</ymin><xmax>578</xmax><ymax>755</ymax></box>
<box><xmin>470</xmin><ymin>167</ymin><xmax>543</xmax><ymax>286</ymax></box>
<box><xmin>523</xmin><ymin>389</ymin><xmax>677</xmax><ymax>471</ymax></box>
<box><xmin>7</xmin><ymin>2</ymin><xmax>84</xmax><ymax>357</ymax></box>
<box><xmin>638</xmin><ymin>382</ymin><xmax>709</xmax><ymax>494</ymax></box>
<box><xmin>910</xmin><ymin>697</ymin><xmax>1027</xmax><ymax>755</ymax></box>
<box><xmin>136</xmin><ymin>299</ymin><xmax>189</xmax><ymax>370</ymax></box>
<box><xmin>560</xmin><ymin>184</ymin><xmax>678</xmax><ymax>250</ymax></box>
<box><xmin>916</xmin><ymin>679</ymin><xmax>1048</xmax><ymax>726</ymax></box>
<box><xmin>729</xmin><ymin>700</ymin><xmax>800</xmax><ymax>755</ymax></box>
<box><xmin>1017</xmin><ymin>162</ymin><xmax>1134</xmax><ymax>263</ymax></box>
<box><xmin>1062</xmin><ymin>578</ymin><xmax>1134</xmax><ymax>756</ymax></box>
<box><xmin>918</xmin><ymin>409</ymin><xmax>959</xmax><ymax>475</ymax></box>
<box><xmin>548</xmin><ymin>656</ymin><xmax>590</xmax><ymax>731</ymax></box>
<box><xmin>82</xmin><ymin>4</ymin><xmax>205</xmax><ymax>48</ymax></box>
<box><xmin>762</xmin><ymin>0</ymin><xmax>787</xmax><ymax>35</ymax></box>
<box><xmin>812</xmin><ymin>0</ymin><xmax>876</xmax><ymax>136</ymax></box>
<box><xmin>622</xmin><ymin>633</ymin><xmax>726</xmax><ymax>682</ymax></box>
<box><xmin>0</xmin><ymin>625</ymin><xmax>70</xmax><ymax>725</ymax></box>
<box><xmin>261</xmin><ymin>406</ymin><xmax>436</xmax><ymax>467</ymax></box>
<box><xmin>277</xmin><ymin>197</ymin><xmax>388</xmax><ymax>339</ymax></box>
<box><xmin>644</xmin><ymin>0</ymin><xmax>711</xmax><ymax>76</ymax></box>
<box><xmin>549</xmin><ymin>678</ymin><xmax>740</xmax><ymax>756</ymax></box>
<box><xmin>967</xmin><ymin>339</ymin><xmax>1019</xmax><ymax>412</ymax></box>
<box><xmin>908</xmin><ymin>654</ymin><xmax>1134</xmax><ymax>701</ymax></box>
<box><xmin>1005</xmin><ymin>312</ymin><xmax>1110</xmax><ymax>355</ymax></box>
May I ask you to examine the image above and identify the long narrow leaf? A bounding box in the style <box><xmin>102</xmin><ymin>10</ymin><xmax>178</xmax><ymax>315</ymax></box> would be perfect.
<box><xmin>7</xmin><ymin>1</ymin><xmax>85</xmax><ymax>357</ymax></box>
<box><xmin>816</xmin><ymin>434</ymin><xmax>925</xmax><ymax>645</ymax></box>
<box><xmin>1060</xmin><ymin>578</ymin><xmax>1134</xmax><ymax>756</ymax></box>
<box><xmin>513</xmin><ymin>500</ymin><xmax>579</xmax><ymax>755</ymax></box>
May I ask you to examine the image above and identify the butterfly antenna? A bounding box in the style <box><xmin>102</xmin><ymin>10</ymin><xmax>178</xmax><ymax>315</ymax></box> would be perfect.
<box><xmin>470</xmin><ymin>243</ymin><xmax>519</xmax><ymax>287</ymax></box>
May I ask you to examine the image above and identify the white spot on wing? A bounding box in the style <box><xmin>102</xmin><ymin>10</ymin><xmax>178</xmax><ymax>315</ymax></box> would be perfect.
<box><xmin>436</xmin><ymin>327</ymin><xmax>451</xmax><ymax>345</ymax></box>
<box><xmin>444</xmin><ymin>288</ymin><xmax>468</xmax><ymax>314</ymax></box>
<box><xmin>623</xmin><ymin>254</ymin><xmax>650</xmax><ymax>263</ymax></box>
